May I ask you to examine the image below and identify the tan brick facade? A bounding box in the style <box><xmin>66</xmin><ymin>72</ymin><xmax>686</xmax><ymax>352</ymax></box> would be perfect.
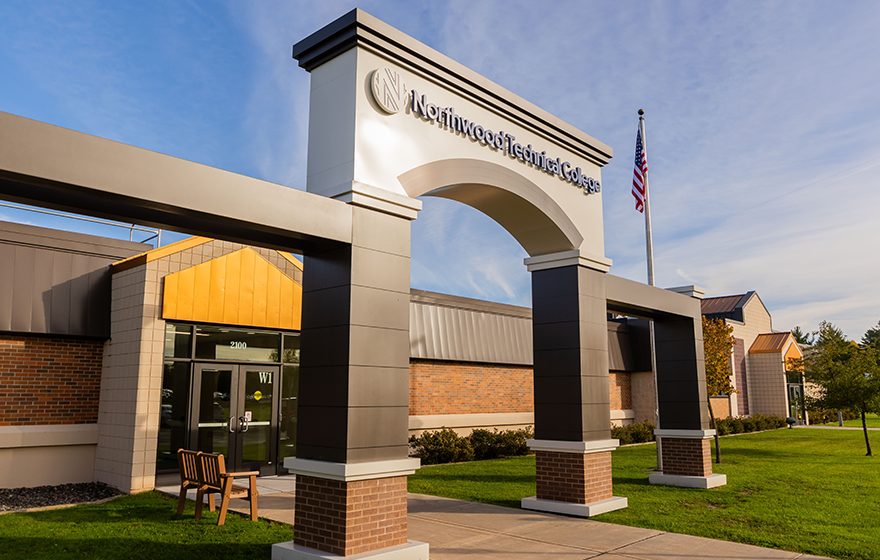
<box><xmin>661</xmin><ymin>438</ymin><xmax>712</xmax><ymax>477</ymax></box>
<box><xmin>409</xmin><ymin>359</ymin><xmax>533</xmax><ymax>415</ymax></box>
<box><xmin>609</xmin><ymin>372</ymin><xmax>632</xmax><ymax>411</ymax></box>
<box><xmin>0</xmin><ymin>336</ymin><xmax>104</xmax><ymax>426</ymax></box>
<box><xmin>710</xmin><ymin>395</ymin><xmax>731</xmax><ymax>419</ymax></box>
<box><xmin>294</xmin><ymin>475</ymin><xmax>408</xmax><ymax>556</ymax></box>
<box><xmin>95</xmin><ymin>239</ymin><xmax>304</xmax><ymax>493</ymax></box>
<box><xmin>535</xmin><ymin>450</ymin><xmax>613</xmax><ymax>504</ymax></box>
<box><xmin>728</xmin><ymin>298</ymin><xmax>772</xmax><ymax>417</ymax></box>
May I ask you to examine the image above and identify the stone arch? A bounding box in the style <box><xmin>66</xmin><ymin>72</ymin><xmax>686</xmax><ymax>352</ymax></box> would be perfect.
<box><xmin>397</xmin><ymin>158</ymin><xmax>583</xmax><ymax>257</ymax></box>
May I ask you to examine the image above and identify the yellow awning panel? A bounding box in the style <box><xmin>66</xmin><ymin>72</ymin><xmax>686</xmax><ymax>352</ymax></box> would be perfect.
<box><xmin>162</xmin><ymin>247</ymin><xmax>301</xmax><ymax>330</ymax></box>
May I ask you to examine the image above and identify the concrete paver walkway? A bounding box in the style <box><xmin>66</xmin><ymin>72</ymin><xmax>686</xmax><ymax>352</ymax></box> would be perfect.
<box><xmin>158</xmin><ymin>477</ymin><xmax>833</xmax><ymax>560</ymax></box>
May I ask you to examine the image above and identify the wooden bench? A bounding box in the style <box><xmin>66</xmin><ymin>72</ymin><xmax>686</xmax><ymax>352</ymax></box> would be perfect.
<box><xmin>176</xmin><ymin>449</ymin><xmax>259</xmax><ymax>526</ymax></box>
<box><xmin>176</xmin><ymin>449</ymin><xmax>205</xmax><ymax>515</ymax></box>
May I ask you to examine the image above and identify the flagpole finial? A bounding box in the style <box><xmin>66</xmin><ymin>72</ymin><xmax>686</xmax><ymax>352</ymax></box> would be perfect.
<box><xmin>638</xmin><ymin>109</ymin><xmax>645</xmax><ymax>116</ymax></box>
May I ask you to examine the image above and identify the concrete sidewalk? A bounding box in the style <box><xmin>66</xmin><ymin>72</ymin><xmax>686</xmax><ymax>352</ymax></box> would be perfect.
<box><xmin>794</xmin><ymin>425</ymin><xmax>880</xmax><ymax>430</ymax></box>
<box><xmin>158</xmin><ymin>478</ymin><xmax>833</xmax><ymax>560</ymax></box>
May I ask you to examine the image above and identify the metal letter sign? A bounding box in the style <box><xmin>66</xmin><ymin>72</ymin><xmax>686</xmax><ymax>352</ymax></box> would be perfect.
<box><xmin>371</xmin><ymin>68</ymin><xmax>407</xmax><ymax>114</ymax></box>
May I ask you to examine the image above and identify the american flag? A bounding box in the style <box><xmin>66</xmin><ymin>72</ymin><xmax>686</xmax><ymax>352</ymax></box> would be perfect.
<box><xmin>632</xmin><ymin>127</ymin><xmax>648</xmax><ymax>213</ymax></box>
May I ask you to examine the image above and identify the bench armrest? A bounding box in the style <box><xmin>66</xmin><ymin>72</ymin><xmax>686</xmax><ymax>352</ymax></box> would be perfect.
<box><xmin>221</xmin><ymin>471</ymin><xmax>260</xmax><ymax>478</ymax></box>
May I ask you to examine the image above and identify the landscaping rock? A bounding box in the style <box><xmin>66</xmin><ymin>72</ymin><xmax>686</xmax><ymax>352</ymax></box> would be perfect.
<box><xmin>0</xmin><ymin>482</ymin><xmax>121</xmax><ymax>512</ymax></box>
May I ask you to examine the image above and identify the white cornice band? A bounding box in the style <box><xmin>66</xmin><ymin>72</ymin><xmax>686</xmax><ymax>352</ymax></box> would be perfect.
<box><xmin>526</xmin><ymin>438</ymin><xmax>620</xmax><ymax>454</ymax></box>
<box><xmin>332</xmin><ymin>181</ymin><xmax>423</xmax><ymax>220</ymax></box>
<box><xmin>284</xmin><ymin>457</ymin><xmax>421</xmax><ymax>482</ymax></box>
<box><xmin>654</xmin><ymin>429</ymin><xmax>717</xmax><ymax>439</ymax></box>
<box><xmin>524</xmin><ymin>250</ymin><xmax>612</xmax><ymax>273</ymax></box>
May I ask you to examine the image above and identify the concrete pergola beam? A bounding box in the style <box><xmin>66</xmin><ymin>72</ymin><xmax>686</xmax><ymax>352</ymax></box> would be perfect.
<box><xmin>0</xmin><ymin>111</ymin><xmax>351</xmax><ymax>253</ymax></box>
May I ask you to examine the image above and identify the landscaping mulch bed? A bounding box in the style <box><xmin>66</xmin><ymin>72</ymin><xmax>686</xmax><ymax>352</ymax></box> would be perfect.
<box><xmin>0</xmin><ymin>482</ymin><xmax>121</xmax><ymax>512</ymax></box>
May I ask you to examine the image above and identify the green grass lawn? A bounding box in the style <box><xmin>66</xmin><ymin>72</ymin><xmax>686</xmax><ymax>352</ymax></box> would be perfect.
<box><xmin>0</xmin><ymin>491</ymin><xmax>293</xmax><ymax>560</ymax></box>
<box><xmin>409</xmin><ymin>428</ymin><xmax>880</xmax><ymax>560</ymax></box>
<box><xmin>841</xmin><ymin>413</ymin><xmax>880</xmax><ymax>429</ymax></box>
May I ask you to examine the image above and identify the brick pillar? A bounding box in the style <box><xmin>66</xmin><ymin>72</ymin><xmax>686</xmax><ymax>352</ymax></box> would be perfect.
<box><xmin>520</xmin><ymin>256</ymin><xmax>627</xmax><ymax>518</ymax></box>
<box><xmin>535</xmin><ymin>451</ymin><xmax>612</xmax><ymax>504</ymax></box>
<box><xmin>278</xmin><ymin>203</ymin><xmax>428</xmax><ymax>559</ymax></box>
<box><xmin>649</xmin><ymin>313</ymin><xmax>727</xmax><ymax>489</ymax></box>
<box><xmin>648</xmin><ymin>431</ymin><xmax>726</xmax><ymax>488</ymax></box>
<box><xmin>661</xmin><ymin>438</ymin><xmax>712</xmax><ymax>477</ymax></box>
<box><xmin>293</xmin><ymin>475</ymin><xmax>408</xmax><ymax>556</ymax></box>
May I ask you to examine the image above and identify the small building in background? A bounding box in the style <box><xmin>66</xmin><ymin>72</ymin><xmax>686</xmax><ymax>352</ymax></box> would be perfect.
<box><xmin>700</xmin><ymin>291</ymin><xmax>805</xmax><ymax>422</ymax></box>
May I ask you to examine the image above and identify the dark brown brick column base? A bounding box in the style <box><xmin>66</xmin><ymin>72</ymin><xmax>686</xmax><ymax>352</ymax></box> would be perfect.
<box><xmin>521</xmin><ymin>440</ymin><xmax>627</xmax><ymax>517</ymax></box>
<box><xmin>649</xmin><ymin>431</ymin><xmax>727</xmax><ymax>489</ymax></box>
<box><xmin>292</xmin><ymin>475</ymin><xmax>408</xmax><ymax>556</ymax></box>
<box><xmin>535</xmin><ymin>450</ymin><xmax>613</xmax><ymax>504</ymax></box>
<box><xmin>661</xmin><ymin>437</ymin><xmax>712</xmax><ymax>477</ymax></box>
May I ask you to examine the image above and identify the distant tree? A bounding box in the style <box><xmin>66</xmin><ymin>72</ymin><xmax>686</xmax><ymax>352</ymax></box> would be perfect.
<box><xmin>792</xmin><ymin>325</ymin><xmax>816</xmax><ymax>346</ymax></box>
<box><xmin>797</xmin><ymin>321</ymin><xmax>880</xmax><ymax>456</ymax></box>
<box><xmin>703</xmin><ymin>317</ymin><xmax>737</xmax><ymax>395</ymax></box>
<box><xmin>861</xmin><ymin>321</ymin><xmax>880</xmax><ymax>352</ymax></box>
<box><xmin>702</xmin><ymin>316</ymin><xmax>737</xmax><ymax>463</ymax></box>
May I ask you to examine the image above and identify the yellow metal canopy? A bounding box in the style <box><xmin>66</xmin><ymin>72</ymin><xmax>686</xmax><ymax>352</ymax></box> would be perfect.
<box><xmin>750</xmin><ymin>332</ymin><xmax>802</xmax><ymax>358</ymax></box>
<box><xmin>162</xmin><ymin>247</ymin><xmax>301</xmax><ymax>330</ymax></box>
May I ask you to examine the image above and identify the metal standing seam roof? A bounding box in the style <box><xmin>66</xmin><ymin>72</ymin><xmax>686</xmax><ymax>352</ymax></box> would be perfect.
<box><xmin>700</xmin><ymin>294</ymin><xmax>746</xmax><ymax>315</ymax></box>
<box><xmin>409</xmin><ymin>293</ymin><xmax>533</xmax><ymax>366</ymax></box>
<box><xmin>750</xmin><ymin>332</ymin><xmax>795</xmax><ymax>354</ymax></box>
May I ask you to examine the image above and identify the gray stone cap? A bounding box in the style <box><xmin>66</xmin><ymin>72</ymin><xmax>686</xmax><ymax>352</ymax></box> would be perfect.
<box><xmin>654</xmin><ymin>429</ymin><xmax>716</xmax><ymax>439</ymax></box>
<box><xmin>284</xmin><ymin>457</ymin><xmax>421</xmax><ymax>482</ymax></box>
<box><xmin>293</xmin><ymin>9</ymin><xmax>613</xmax><ymax>167</ymax></box>
<box><xmin>526</xmin><ymin>438</ymin><xmax>620</xmax><ymax>454</ymax></box>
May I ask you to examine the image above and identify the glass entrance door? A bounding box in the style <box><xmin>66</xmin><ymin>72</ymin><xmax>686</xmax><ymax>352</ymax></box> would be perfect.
<box><xmin>788</xmin><ymin>384</ymin><xmax>804</xmax><ymax>423</ymax></box>
<box><xmin>193</xmin><ymin>364</ymin><xmax>280</xmax><ymax>475</ymax></box>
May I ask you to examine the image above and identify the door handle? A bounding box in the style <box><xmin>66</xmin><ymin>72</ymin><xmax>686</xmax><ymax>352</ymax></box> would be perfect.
<box><xmin>228</xmin><ymin>416</ymin><xmax>237</xmax><ymax>433</ymax></box>
<box><xmin>239</xmin><ymin>416</ymin><xmax>249</xmax><ymax>433</ymax></box>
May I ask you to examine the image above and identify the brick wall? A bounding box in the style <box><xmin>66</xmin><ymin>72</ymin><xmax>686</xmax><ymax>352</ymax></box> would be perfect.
<box><xmin>410</xmin><ymin>359</ymin><xmax>533</xmax><ymax>415</ymax></box>
<box><xmin>0</xmin><ymin>336</ymin><xmax>104</xmax><ymax>426</ymax></box>
<box><xmin>661</xmin><ymin>438</ymin><xmax>712</xmax><ymax>477</ymax></box>
<box><xmin>710</xmin><ymin>395</ymin><xmax>731</xmax><ymax>419</ymax></box>
<box><xmin>294</xmin><ymin>475</ymin><xmax>408</xmax><ymax>556</ymax></box>
<box><xmin>535</xmin><ymin>450</ymin><xmax>612</xmax><ymax>504</ymax></box>
<box><xmin>747</xmin><ymin>352</ymin><xmax>788</xmax><ymax>417</ymax></box>
<box><xmin>609</xmin><ymin>372</ymin><xmax>632</xmax><ymax>410</ymax></box>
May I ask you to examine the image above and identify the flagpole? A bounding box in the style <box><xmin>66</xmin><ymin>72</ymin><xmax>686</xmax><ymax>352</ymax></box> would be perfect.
<box><xmin>639</xmin><ymin>110</ymin><xmax>655</xmax><ymax>286</ymax></box>
<box><xmin>639</xmin><ymin>109</ymin><xmax>662</xmax><ymax>471</ymax></box>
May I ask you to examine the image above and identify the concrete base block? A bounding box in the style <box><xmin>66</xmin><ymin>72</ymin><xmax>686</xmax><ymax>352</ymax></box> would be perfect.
<box><xmin>648</xmin><ymin>472</ymin><xmax>727</xmax><ymax>489</ymax></box>
<box><xmin>521</xmin><ymin>496</ymin><xmax>628</xmax><ymax>517</ymax></box>
<box><xmin>272</xmin><ymin>541</ymin><xmax>429</xmax><ymax>560</ymax></box>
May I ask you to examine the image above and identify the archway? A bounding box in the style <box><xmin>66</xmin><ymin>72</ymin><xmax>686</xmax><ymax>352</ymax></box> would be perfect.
<box><xmin>0</xmin><ymin>9</ymin><xmax>720</xmax><ymax>560</ymax></box>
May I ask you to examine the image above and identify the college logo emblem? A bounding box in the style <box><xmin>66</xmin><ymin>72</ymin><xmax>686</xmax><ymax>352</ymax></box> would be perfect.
<box><xmin>370</xmin><ymin>67</ymin><xmax>407</xmax><ymax>114</ymax></box>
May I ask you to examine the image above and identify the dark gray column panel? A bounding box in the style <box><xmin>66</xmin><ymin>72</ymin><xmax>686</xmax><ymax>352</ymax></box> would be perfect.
<box><xmin>531</xmin><ymin>265</ymin><xmax>610</xmax><ymax>442</ymax></box>
<box><xmin>0</xmin><ymin>221</ymin><xmax>146</xmax><ymax>337</ymax></box>
<box><xmin>654</xmin><ymin>316</ymin><xmax>710</xmax><ymax>430</ymax></box>
<box><xmin>297</xmin><ymin>207</ymin><xmax>412</xmax><ymax>464</ymax></box>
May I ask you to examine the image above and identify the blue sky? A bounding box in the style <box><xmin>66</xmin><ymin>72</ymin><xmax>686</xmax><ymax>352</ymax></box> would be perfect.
<box><xmin>1</xmin><ymin>1</ymin><xmax>879</xmax><ymax>340</ymax></box>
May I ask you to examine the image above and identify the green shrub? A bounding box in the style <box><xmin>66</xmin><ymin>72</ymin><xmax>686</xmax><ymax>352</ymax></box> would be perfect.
<box><xmin>730</xmin><ymin>417</ymin><xmax>745</xmax><ymax>434</ymax></box>
<box><xmin>612</xmin><ymin>425</ymin><xmax>633</xmax><ymax>445</ymax></box>
<box><xmin>752</xmin><ymin>413</ymin><xmax>786</xmax><ymax>430</ymax></box>
<box><xmin>611</xmin><ymin>420</ymin><xmax>656</xmax><ymax>445</ymax></box>
<box><xmin>714</xmin><ymin>413</ymin><xmax>786</xmax><ymax>436</ymax></box>
<box><xmin>409</xmin><ymin>426</ymin><xmax>534</xmax><ymax>465</ymax></box>
<box><xmin>714</xmin><ymin>417</ymin><xmax>732</xmax><ymax>436</ymax></box>
<box><xmin>807</xmin><ymin>409</ymin><xmax>859</xmax><ymax>424</ymax></box>
<box><xmin>470</xmin><ymin>427</ymin><xmax>533</xmax><ymax>460</ymax></box>
<box><xmin>408</xmin><ymin>427</ymin><xmax>474</xmax><ymax>465</ymax></box>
